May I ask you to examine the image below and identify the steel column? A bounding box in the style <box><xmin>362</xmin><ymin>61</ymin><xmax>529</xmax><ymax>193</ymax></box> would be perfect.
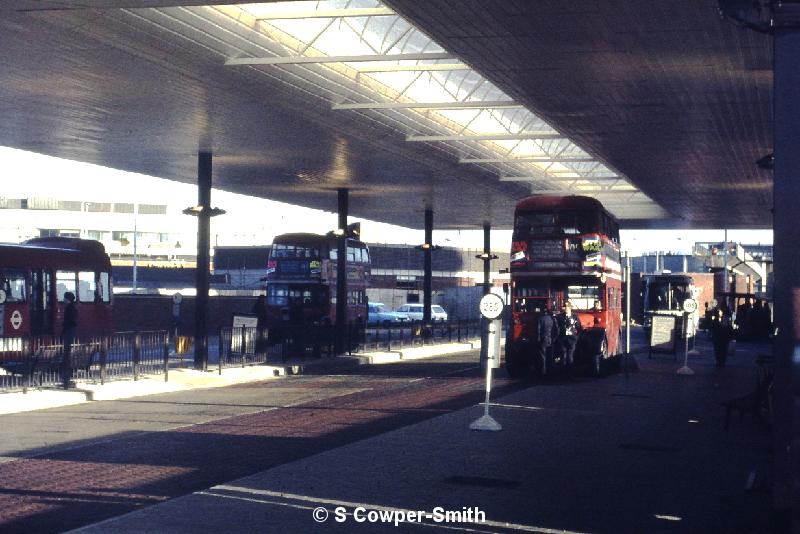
<box><xmin>335</xmin><ymin>188</ymin><xmax>348</xmax><ymax>354</ymax></box>
<box><xmin>772</xmin><ymin>28</ymin><xmax>799</xmax><ymax>527</ymax></box>
<box><xmin>423</xmin><ymin>208</ymin><xmax>433</xmax><ymax>323</ymax></box>
<box><xmin>482</xmin><ymin>223</ymin><xmax>491</xmax><ymax>295</ymax></box>
<box><xmin>480</xmin><ymin>223</ymin><xmax>491</xmax><ymax>363</ymax></box>
<box><xmin>194</xmin><ymin>152</ymin><xmax>212</xmax><ymax>371</ymax></box>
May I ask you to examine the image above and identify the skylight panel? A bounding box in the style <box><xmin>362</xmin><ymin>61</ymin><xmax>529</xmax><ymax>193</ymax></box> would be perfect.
<box><xmin>221</xmin><ymin>2</ymin><xmax>653</xmax><ymax>215</ymax></box>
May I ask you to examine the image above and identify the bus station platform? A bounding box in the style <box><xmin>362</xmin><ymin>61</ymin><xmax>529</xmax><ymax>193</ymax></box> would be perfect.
<box><xmin>0</xmin><ymin>341</ymin><xmax>481</xmax><ymax>416</ymax></box>
<box><xmin>67</xmin><ymin>333</ymin><xmax>776</xmax><ymax>534</ymax></box>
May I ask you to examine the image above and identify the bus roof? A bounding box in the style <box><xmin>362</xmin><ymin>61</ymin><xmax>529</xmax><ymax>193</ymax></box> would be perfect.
<box><xmin>272</xmin><ymin>232</ymin><xmax>366</xmax><ymax>248</ymax></box>
<box><xmin>647</xmin><ymin>274</ymin><xmax>694</xmax><ymax>284</ymax></box>
<box><xmin>515</xmin><ymin>195</ymin><xmax>607</xmax><ymax>214</ymax></box>
<box><xmin>0</xmin><ymin>237</ymin><xmax>111</xmax><ymax>270</ymax></box>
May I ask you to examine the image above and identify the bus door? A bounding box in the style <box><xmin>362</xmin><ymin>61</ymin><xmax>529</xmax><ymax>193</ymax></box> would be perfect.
<box><xmin>30</xmin><ymin>269</ymin><xmax>53</xmax><ymax>336</ymax></box>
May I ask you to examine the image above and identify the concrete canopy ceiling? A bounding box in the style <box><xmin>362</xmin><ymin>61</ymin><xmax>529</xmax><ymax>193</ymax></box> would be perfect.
<box><xmin>0</xmin><ymin>1</ymin><xmax>772</xmax><ymax>230</ymax></box>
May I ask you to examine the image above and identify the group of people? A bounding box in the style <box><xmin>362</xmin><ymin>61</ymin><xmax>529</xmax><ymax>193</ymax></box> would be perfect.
<box><xmin>703</xmin><ymin>298</ymin><xmax>772</xmax><ymax>368</ymax></box>
<box><xmin>733</xmin><ymin>299</ymin><xmax>772</xmax><ymax>341</ymax></box>
<box><xmin>537</xmin><ymin>301</ymin><xmax>583</xmax><ymax>376</ymax></box>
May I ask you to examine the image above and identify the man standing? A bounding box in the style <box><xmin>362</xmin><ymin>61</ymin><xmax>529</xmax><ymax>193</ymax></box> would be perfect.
<box><xmin>710</xmin><ymin>305</ymin><xmax>733</xmax><ymax>368</ymax></box>
<box><xmin>558</xmin><ymin>301</ymin><xmax>582</xmax><ymax>375</ymax></box>
<box><xmin>537</xmin><ymin>302</ymin><xmax>559</xmax><ymax>377</ymax></box>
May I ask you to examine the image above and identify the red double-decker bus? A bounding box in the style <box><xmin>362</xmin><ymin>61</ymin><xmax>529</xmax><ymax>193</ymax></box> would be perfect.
<box><xmin>263</xmin><ymin>233</ymin><xmax>369</xmax><ymax>326</ymax></box>
<box><xmin>506</xmin><ymin>195</ymin><xmax>623</xmax><ymax>377</ymax></box>
<box><xmin>0</xmin><ymin>237</ymin><xmax>113</xmax><ymax>341</ymax></box>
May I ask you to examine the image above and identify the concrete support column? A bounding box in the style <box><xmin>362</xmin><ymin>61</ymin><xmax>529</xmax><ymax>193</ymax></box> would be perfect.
<box><xmin>772</xmin><ymin>28</ymin><xmax>799</xmax><ymax>529</ymax></box>
<box><xmin>194</xmin><ymin>152</ymin><xmax>212</xmax><ymax>371</ymax></box>
<box><xmin>335</xmin><ymin>188</ymin><xmax>348</xmax><ymax>354</ymax></box>
<box><xmin>423</xmin><ymin>208</ymin><xmax>433</xmax><ymax>323</ymax></box>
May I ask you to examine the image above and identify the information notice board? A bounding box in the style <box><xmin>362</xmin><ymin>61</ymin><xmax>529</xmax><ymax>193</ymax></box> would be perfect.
<box><xmin>231</xmin><ymin>314</ymin><xmax>259</xmax><ymax>356</ymax></box>
<box><xmin>649</xmin><ymin>314</ymin><xmax>678</xmax><ymax>356</ymax></box>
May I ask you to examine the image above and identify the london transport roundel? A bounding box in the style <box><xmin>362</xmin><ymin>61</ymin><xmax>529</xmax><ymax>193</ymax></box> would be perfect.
<box><xmin>10</xmin><ymin>310</ymin><xmax>22</xmax><ymax>330</ymax></box>
<box><xmin>479</xmin><ymin>293</ymin><xmax>505</xmax><ymax>320</ymax></box>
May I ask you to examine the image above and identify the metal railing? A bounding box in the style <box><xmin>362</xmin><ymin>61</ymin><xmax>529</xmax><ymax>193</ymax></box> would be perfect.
<box><xmin>0</xmin><ymin>331</ymin><xmax>175</xmax><ymax>393</ymax></box>
<box><xmin>218</xmin><ymin>320</ymin><xmax>483</xmax><ymax>367</ymax></box>
<box><xmin>361</xmin><ymin>319</ymin><xmax>481</xmax><ymax>352</ymax></box>
<box><xmin>1</xmin><ymin>320</ymin><xmax>483</xmax><ymax>393</ymax></box>
<box><xmin>217</xmin><ymin>323</ymin><xmax>340</xmax><ymax>370</ymax></box>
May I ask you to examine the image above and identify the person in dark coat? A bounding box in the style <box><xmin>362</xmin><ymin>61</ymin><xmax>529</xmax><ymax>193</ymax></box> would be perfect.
<box><xmin>709</xmin><ymin>306</ymin><xmax>733</xmax><ymax>368</ymax></box>
<box><xmin>557</xmin><ymin>301</ymin><xmax>582</xmax><ymax>375</ymax></box>
<box><xmin>537</xmin><ymin>303</ymin><xmax>560</xmax><ymax>376</ymax></box>
<box><xmin>61</xmin><ymin>291</ymin><xmax>78</xmax><ymax>387</ymax></box>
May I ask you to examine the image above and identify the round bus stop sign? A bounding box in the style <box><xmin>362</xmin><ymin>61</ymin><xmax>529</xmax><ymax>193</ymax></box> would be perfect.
<box><xmin>682</xmin><ymin>298</ymin><xmax>698</xmax><ymax>314</ymax></box>
<box><xmin>479</xmin><ymin>293</ymin><xmax>504</xmax><ymax>320</ymax></box>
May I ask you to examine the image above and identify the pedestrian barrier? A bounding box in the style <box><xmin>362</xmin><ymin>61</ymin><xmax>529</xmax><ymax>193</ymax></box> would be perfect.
<box><xmin>0</xmin><ymin>321</ymin><xmax>483</xmax><ymax>393</ymax></box>
<box><xmin>361</xmin><ymin>319</ymin><xmax>481</xmax><ymax>352</ymax></box>
<box><xmin>0</xmin><ymin>331</ymin><xmax>173</xmax><ymax>393</ymax></box>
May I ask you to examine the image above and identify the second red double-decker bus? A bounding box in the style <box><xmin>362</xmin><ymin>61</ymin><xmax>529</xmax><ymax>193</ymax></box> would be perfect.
<box><xmin>506</xmin><ymin>195</ymin><xmax>623</xmax><ymax>377</ymax></box>
<box><xmin>263</xmin><ymin>232</ymin><xmax>369</xmax><ymax>326</ymax></box>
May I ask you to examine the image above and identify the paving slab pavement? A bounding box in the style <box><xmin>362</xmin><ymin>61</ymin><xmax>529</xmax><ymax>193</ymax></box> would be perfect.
<box><xmin>0</xmin><ymin>341</ymin><xmax>481</xmax><ymax>416</ymax></box>
<box><xmin>71</xmin><ymin>337</ymin><xmax>775</xmax><ymax>534</ymax></box>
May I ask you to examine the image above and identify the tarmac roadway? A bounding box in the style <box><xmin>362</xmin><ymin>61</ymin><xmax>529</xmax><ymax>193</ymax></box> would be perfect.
<box><xmin>0</xmin><ymin>328</ymin><xmax>776</xmax><ymax>534</ymax></box>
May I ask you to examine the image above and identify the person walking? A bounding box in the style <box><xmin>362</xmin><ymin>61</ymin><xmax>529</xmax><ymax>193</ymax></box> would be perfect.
<box><xmin>709</xmin><ymin>306</ymin><xmax>732</xmax><ymax>368</ymax></box>
<box><xmin>557</xmin><ymin>301</ymin><xmax>582</xmax><ymax>375</ymax></box>
<box><xmin>537</xmin><ymin>302</ymin><xmax>560</xmax><ymax>377</ymax></box>
<box><xmin>61</xmin><ymin>291</ymin><xmax>78</xmax><ymax>388</ymax></box>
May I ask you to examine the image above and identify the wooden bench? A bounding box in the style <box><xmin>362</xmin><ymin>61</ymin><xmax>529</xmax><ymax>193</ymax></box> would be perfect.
<box><xmin>722</xmin><ymin>355</ymin><xmax>773</xmax><ymax>429</ymax></box>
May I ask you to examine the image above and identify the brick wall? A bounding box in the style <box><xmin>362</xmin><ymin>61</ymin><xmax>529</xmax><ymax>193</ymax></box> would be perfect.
<box><xmin>113</xmin><ymin>295</ymin><xmax>257</xmax><ymax>335</ymax></box>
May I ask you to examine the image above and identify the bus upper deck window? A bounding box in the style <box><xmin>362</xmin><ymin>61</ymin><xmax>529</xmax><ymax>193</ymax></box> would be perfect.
<box><xmin>1</xmin><ymin>269</ymin><xmax>26</xmax><ymax>302</ymax></box>
<box><xmin>56</xmin><ymin>270</ymin><xmax>77</xmax><ymax>302</ymax></box>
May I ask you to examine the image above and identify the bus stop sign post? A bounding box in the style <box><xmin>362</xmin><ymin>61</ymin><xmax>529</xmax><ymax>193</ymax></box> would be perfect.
<box><xmin>677</xmin><ymin>298</ymin><xmax>697</xmax><ymax>375</ymax></box>
<box><xmin>470</xmin><ymin>293</ymin><xmax>504</xmax><ymax>432</ymax></box>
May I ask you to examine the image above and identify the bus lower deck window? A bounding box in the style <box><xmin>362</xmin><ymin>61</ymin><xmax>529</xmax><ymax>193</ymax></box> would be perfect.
<box><xmin>1</xmin><ymin>269</ymin><xmax>26</xmax><ymax>302</ymax></box>
<box><xmin>56</xmin><ymin>270</ymin><xmax>77</xmax><ymax>302</ymax></box>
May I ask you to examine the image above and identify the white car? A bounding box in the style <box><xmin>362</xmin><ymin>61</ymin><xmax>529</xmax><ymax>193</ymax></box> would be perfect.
<box><xmin>395</xmin><ymin>304</ymin><xmax>448</xmax><ymax>322</ymax></box>
<box><xmin>367</xmin><ymin>302</ymin><xmax>408</xmax><ymax>325</ymax></box>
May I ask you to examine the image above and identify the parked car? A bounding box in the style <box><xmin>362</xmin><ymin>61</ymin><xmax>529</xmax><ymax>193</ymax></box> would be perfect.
<box><xmin>395</xmin><ymin>304</ymin><xmax>448</xmax><ymax>322</ymax></box>
<box><xmin>367</xmin><ymin>302</ymin><xmax>408</xmax><ymax>325</ymax></box>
